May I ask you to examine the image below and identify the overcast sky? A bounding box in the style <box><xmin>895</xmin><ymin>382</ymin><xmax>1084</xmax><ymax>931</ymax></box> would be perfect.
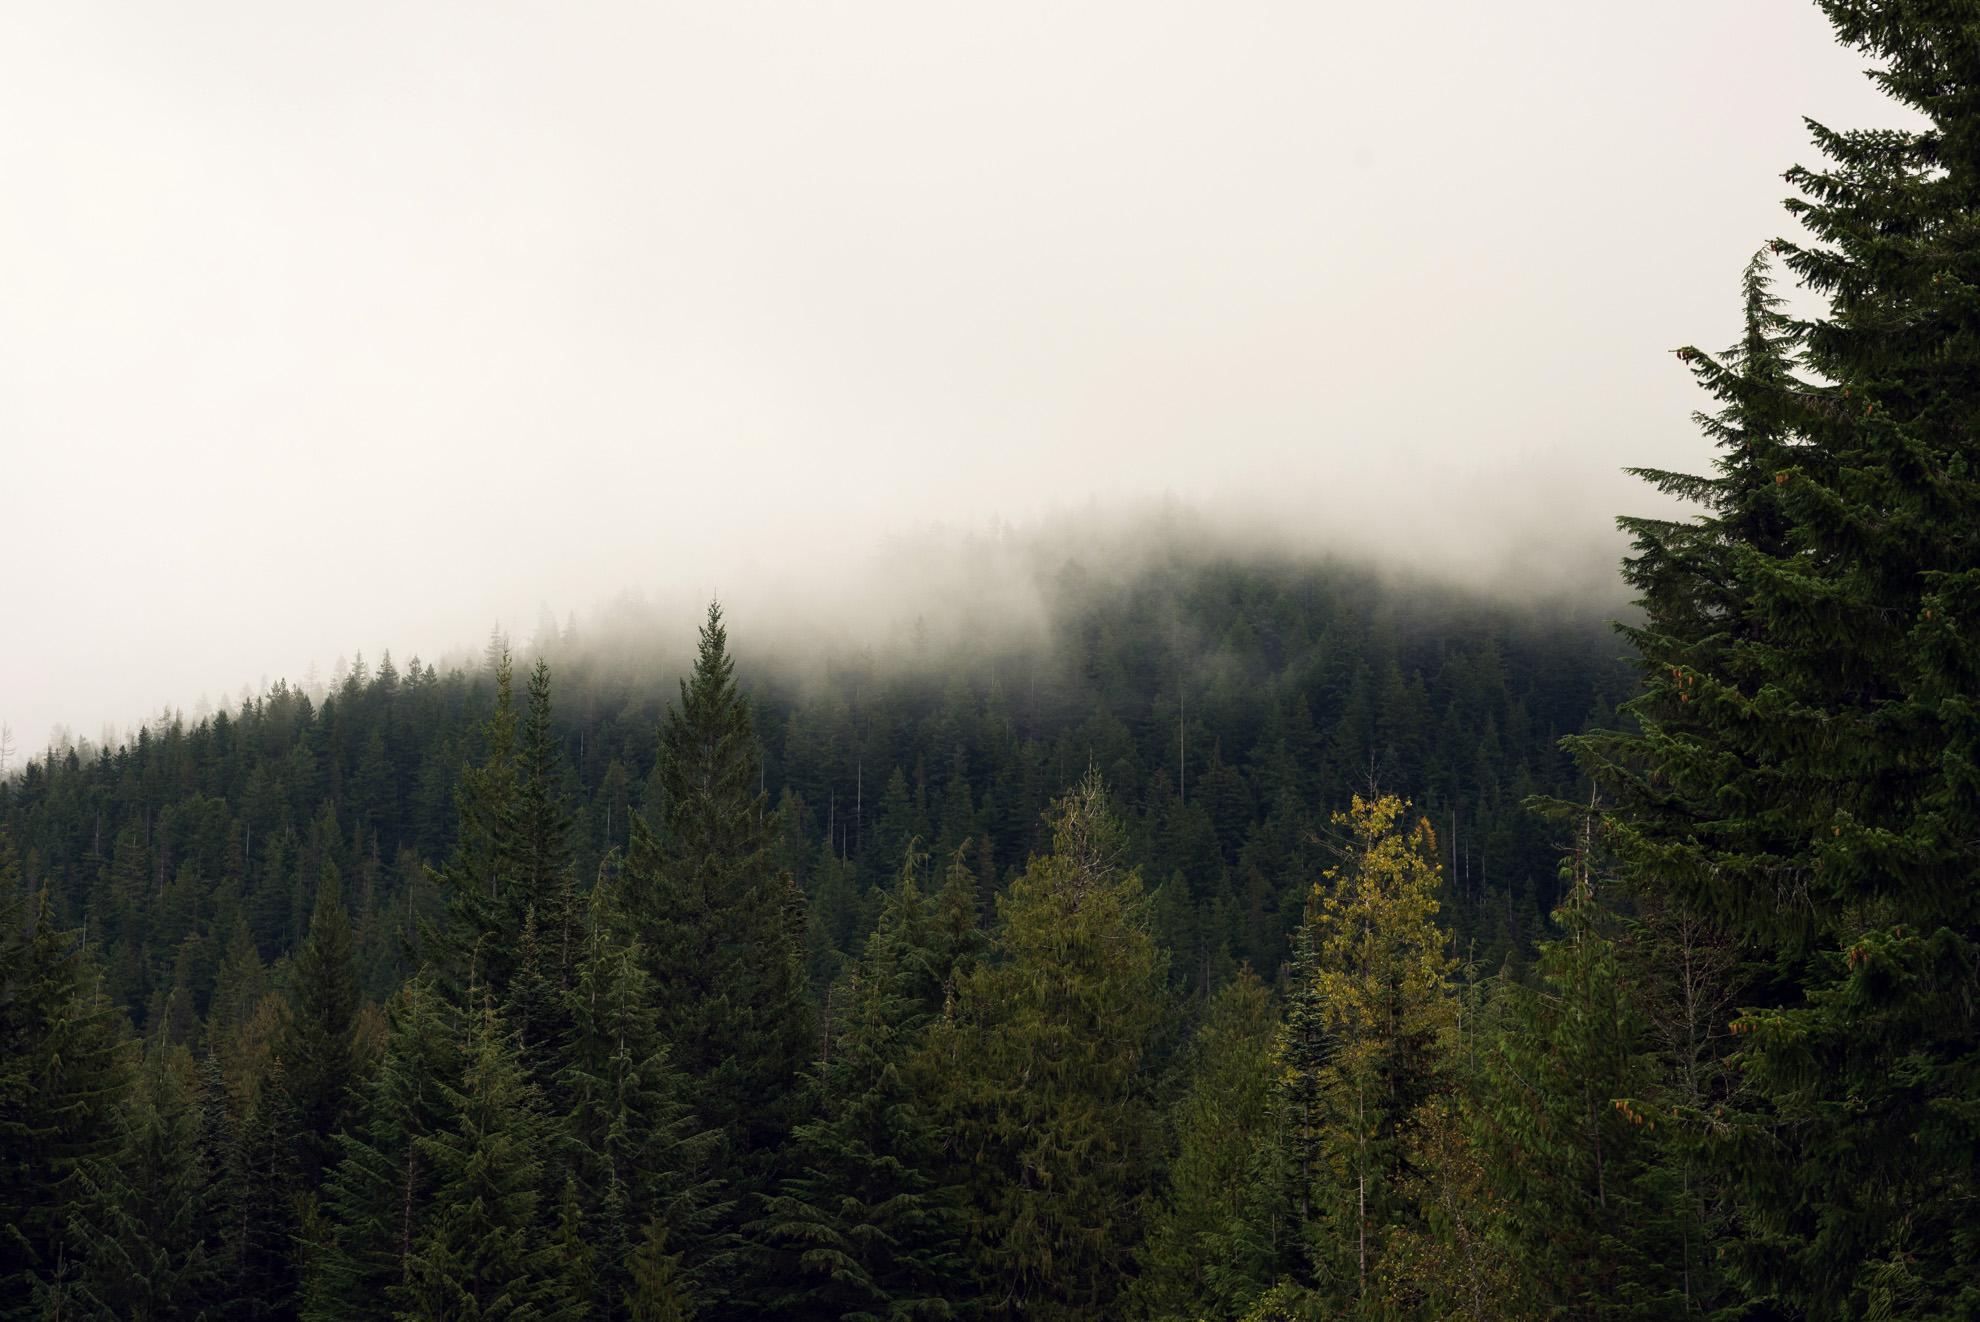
<box><xmin>0</xmin><ymin>1</ymin><xmax>1913</xmax><ymax>756</ymax></box>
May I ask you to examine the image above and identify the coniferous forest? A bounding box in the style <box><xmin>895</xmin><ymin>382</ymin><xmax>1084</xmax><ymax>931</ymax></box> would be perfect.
<box><xmin>8</xmin><ymin>3</ymin><xmax>1980</xmax><ymax>1318</ymax></box>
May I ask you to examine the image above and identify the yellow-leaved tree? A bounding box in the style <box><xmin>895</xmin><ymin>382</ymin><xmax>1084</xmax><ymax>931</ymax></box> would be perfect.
<box><xmin>1267</xmin><ymin>794</ymin><xmax>1461</xmax><ymax>1319</ymax></box>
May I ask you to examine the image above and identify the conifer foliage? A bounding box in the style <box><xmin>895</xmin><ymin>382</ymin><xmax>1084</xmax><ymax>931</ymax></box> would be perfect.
<box><xmin>1134</xmin><ymin>968</ymin><xmax>1281</xmax><ymax>1322</ymax></box>
<box><xmin>1577</xmin><ymin>5</ymin><xmax>1980</xmax><ymax>1314</ymax></box>
<box><xmin>621</xmin><ymin>602</ymin><xmax>816</xmax><ymax>1220</ymax></box>
<box><xmin>755</xmin><ymin>844</ymin><xmax>981</xmax><ymax>1320</ymax></box>
<box><xmin>923</xmin><ymin>773</ymin><xmax>1166</xmax><ymax>1321</ymax></box>
<box><xmin>0</xmin><ymin>876</ymin><xmax>134</xmax><ymax>1320</ymax></box>
<box><xmin>286</xmin><ymin>861</ymin><xmax>366</xmax><ymax>1184</ymax></box>
<box><xmin>1478</xmin><ymin>840</ymin><xmax>1692</xmax><ymax>1320</ymax></box>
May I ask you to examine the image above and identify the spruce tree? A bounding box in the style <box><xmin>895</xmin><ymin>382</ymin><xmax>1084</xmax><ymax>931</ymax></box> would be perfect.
<box><xmin>0</xmin><ymin>885</ymin><xmax>135</xmax><ymax>1322</ymax></box>
<box><xmin>305</xmin><ymin>974</ymin><xmax>459</xmax><ymax>1322</ymax></box>
<box><xmin>619</xmin><ymin>603</ymin><xmax>815</xmax><ymax>1242</ymax></box>
<box><xmin>755</xmin><ymin>844</ymin><xmax>981</xmax><ymax>1321</ymax></box>
<box><xmin>1477</xmin><ymin>856</ymin><xmax>1690</xmax><ymax>1320</ymax></box>
<box><xmin>558</xmin><ymin>884</ymin><xmax>718</xmax><ymax>1319</ymax></box>
<box><xmin>514</xmin><ymin>658</ymin><xmax>578</xmax><ymax>987</ymax></box>
<box><xmin>1263</xmin><ymin>796</ymin><xmax>1457</xmax><ymax>1317</ymax></box>
<box><xmin>426</xmin><ymin>650</ymin><xmax>523</xmax><ymax>1002</ymax></box>
<box><xmin>624</xmin><ymin>1221</ymin><xmax>696</xmax><ymax>1322</ymax></box>
<box><xmin>1576</xmin><ymin>7</ymin><xmax>1980</xmax><ymax>1314</ymax></box>
<box><xmin>287</xmin><ymin>860</ymin><xmax>365</xmax><ymax>1185</ymax></box>
<box><xmin>65</xmin><ymin>1040</ymin><xmax>222</xmax><ymax>1320</ymax></box>
<box><xmin>400</xmin><ymin>996</ymin><xmax>575</xmax><ymax>1321</ymax></box>
<box><xmin>1133</xmin><ymin>967</ymin><xmax>1282</xmax><ymax>1322</ymax></box>
<box><xmin>920</xmin><ymin>774</ymin><xmax>1166</xmax><ymax>1322</ymax></box>
<box><xmin>222</xmin><ymin>1057</ymin><xmax>305</xmax><ymax>1321</ymax></box>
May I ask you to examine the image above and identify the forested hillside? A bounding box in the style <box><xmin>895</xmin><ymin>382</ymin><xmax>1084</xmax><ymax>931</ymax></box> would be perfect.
<box><xmin>9</xmin><ymin>2</ymin><xmax>1980</xmax><ymax>1318</ymax></box>
<box><xmin>1</xmin><ymin>553</ymin><xmax>1619</xmax><ymax>1041</ymax></box>
<box><xmin>0</xmin><ymin>552</ymin><xmax>1624</xmax><ymax>1320</ymax></box>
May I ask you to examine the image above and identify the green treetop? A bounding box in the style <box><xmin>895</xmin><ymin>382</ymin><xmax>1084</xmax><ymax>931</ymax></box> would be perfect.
<box><xmin>921</xmin><ymin>773</ymin><xmax>1167</xmax><ymax>1322</ymax></box>
<box><xmin>621</xmin><ymin>603</ymin><xmax>815</xmax><ymax>1181</ymax></box>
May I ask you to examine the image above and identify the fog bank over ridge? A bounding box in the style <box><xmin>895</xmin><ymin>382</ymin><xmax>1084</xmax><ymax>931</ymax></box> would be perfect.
<box><xmin>5</xmin><ymin>0</ymin><xmax>1886</xmax><ymax>758</ymax></box>
<box><xmin>718</xmin><ymin>479</ymin><xmax>1644</xmax><ymax>672</ymax></box>
<box><xmin>15</xmin><ymin>485</ymin><xmax>1648</xmax><ymax>769</ymax></box>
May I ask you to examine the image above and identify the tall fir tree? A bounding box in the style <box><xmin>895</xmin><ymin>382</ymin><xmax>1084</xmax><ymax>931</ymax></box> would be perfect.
<box><xmin>286</xmin><ymin>860</ymin><xmax>366</xmax><ymax>1185</ymax></box>
<box><xmin>1576</xmin><ymin>7</ymin><xmax>1980</xmax><ymax>1314</ymax></box>
<box><xmin>1133</xmin><ymin>966</ymin><xmax>1283</xmax><ymax>1322</ymax></box>
<box><xmin>0</xmin><ymin>882</ymin><xmax>135</xmax><ymax>1322</ymax></box>
<box><xmin>222</xmin><ymin>1056</ymin><xmax>305</xmax><ymax>1322</ymax></box>
<box><xmin>557</xmin><ymin>883</ymin><xmax>718</xmax><ymax>1320</ymax></box>
<box><xmin>513</xmin><ymin>658</ymin><xmax>578</xmax><ymax>988</ymax></box>
<box><xmin>425</xmin><ymin>650</ymin><xmax>524</xmax><ymax>1003</ymax></box>
<box><xmin>1271</xmin><ymin>796</ymin><xmax>1456</xmax><ymax>1317</ymax></box>
<box><xmin>755</xmin><ymin>843</ymin><xmax>983</xmax><ymax>1321</ymax></box>
<box><xmin>1477</xmin><ymin>841</ymin><xmax>1691</xmax><ymax>1321</ymax></box>
<box><xmin>920</xmin><ymin>774</ymin><xmax>1167</xmax><ymax>1322</ymax></box>
<box><xmin>399</xmin><ymin>996</ymin><xmax>576</xmax><ymax>1322</ymax></box>
<box><xmin>618</xmin><ymin>601</ymin><xmax>816</xmax><ymax>1283</ymax></box>
<box><xmin>65</xmin><ymin>1040</ymin><xmax>222</xmax><ymax>1321</ymax></box>
<box><xmin>305</xmin><ymin>973</ymin><xmax>459</xmax><ymax>1322</ymax></box>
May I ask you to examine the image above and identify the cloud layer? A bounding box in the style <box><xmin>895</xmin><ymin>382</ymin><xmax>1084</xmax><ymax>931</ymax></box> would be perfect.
<box><xmin>0</xmin><ymin>1</ymin><xmax>1910</xmax><ymax>752</ymax></box>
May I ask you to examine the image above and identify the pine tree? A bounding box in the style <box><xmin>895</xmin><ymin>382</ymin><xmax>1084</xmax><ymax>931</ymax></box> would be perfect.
<box><xmin>1574</xmin><ymin>9</ymin><xmax>1980</xmax><ymax>1313</ymax></box>
<box><xmin>65</xmin><ymin>1040</ymin><xmax>221</xmax><ymax>1320</ymax></box>
<box><xmin>305</xmin><ymin>973</ymin><xmax>459</xmax><ymax>1322</ymax></box>
<box><xmin>399</xmin><ymin>996</ymin><xmax>575</xmax><ymax>1321</ymax></box>
<box><xmin>504</xmin><ymin>907</ymin><xmax>569</xmax><ymax>1109</ymax></box>
<box><xmin>625</xmin><ymin>1221</ymin><xmax>695</xmax><ymax>1322</ymax></box>
<box><xmin>287</xmin><ymin>860</ymin><xmax>366</xmax><ymax>1185</ymax></box>
<box><xmin>1476</xmin><ymin>846</ymin><xmax>1689</xmax><ymax>1320</ymax></box>
<box><xmin>754</xmin><ymin>843</ymin><xmax>980</xmax><ymax>1321</ymax></box>
<box><xmin>0</xmin><ymin>884</ymin><xmax>136</xmax><ymax>1322</ymax></box>
<box><xmin>921</xmin><ymin>773</ymin><xmax>1166</xmax><ymax>1321</ymax></box>
<box><xmin>426</xmin><ymin>650</ymin><xmax>523</xmax><ymax>1003</ymax></box>
<box><xmin>618</xmin><ymin>603</ymin><xmax>815</xmax><ymax>1239</ymax></box>
<box><xmin>514</xmin><ymin>659</ymin><xmax>577</xmax><ymax>986</ymax></box>
<box><xmin>558</xmin><ymin>883</ymin><xmax>717</xmax><ymax>1319</ymax></box>
<box><xmin>222</xmin><ymin>1057</ymin><xmax>305</xmax><ymax>1321</ymax></box>
<box><xmin>1134</xmin><ymin>967</ymin><xmax>1283</xmax><ymax>1322</ymax></box>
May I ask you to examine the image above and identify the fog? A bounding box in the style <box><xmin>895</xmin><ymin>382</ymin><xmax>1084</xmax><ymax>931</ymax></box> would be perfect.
<box><xmin>0</xmin><ymin>1</ymin><xmax>1914</xmax><ymax>757</ymax></box>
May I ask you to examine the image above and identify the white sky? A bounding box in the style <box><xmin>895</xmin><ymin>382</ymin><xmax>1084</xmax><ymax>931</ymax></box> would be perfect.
<box><xmin>0</xmin><ymin>1</ymin><xmax>1911</xmax><ymax>755</ymax></box>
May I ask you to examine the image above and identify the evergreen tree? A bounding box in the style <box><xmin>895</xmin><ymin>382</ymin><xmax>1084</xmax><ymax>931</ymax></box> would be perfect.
<box><xmin>558</xmin><ymin>884</ymin><xmax>717</xmax><ymax>1320</ymax></box>
<box><xmin>426</xmin><ymin>651</ymin><xmax>523</xmax><ymax>1003</ymax></box>
<box><xmin>400</xmin><ymin>996</ymin><xmax>575</xmax><ymax>1321</ymax></box>
<box><xmin>1273</xmin><ymin>796</ymin><xmax>1456</xmax><ymax>1317</ymax></box>
<box><xmin>1134</xmin><ymin>967</ymin><xmax>1282</xmax><ymax>1322</ymax></box>
<box><xmin>921</xmin><ymin>774</ymin><xmax>1166</xmax><ymax>1321</ymax></box>
<box><xmin>65</xmin><ymin>1040</ymin><xmax>221</xmax><ymax>1321</ymax></box>
<box><xmin>755</xmin><ymin>844</ymin><xmax>981</xmax><ymax>1320</ymax></box>
<box><xmin>1576</xmin><ymin>8</ymin><xmax>1980</xmax><ymax>1313</ymax></box>
<box><xmin>513</xmin><ymin>659</ymin><xmax>577</xmax><ymax>986</ymax></box>
<box><xmin>624</xmin><ymin>1220</ymin><xmax>696</xmax><ymax>1322</ymax></box>
<box><xmin>1477</xmin><ymin>848</ymin><xmax>1689</xmax><ymax>1320</ymax></box>
<box><xmin>619</xmin><ymin>603</ymin><xmax>815</xmax><ymax>1238</ymax></box>
<box><xmin>504</xmin><ymin>907</ymin><xmax>569</xmax><ymax>1110</ymax></box>
<box><xmin>0</xmin><ymin>884</ymin><xmax>135</xmax><ymax>1322</ymax></box>
<box><xmin>286</xmin><ymin>860</ymin><xmax>366</xmax><ymax>1185</ymax></box>
<box><xmin>222</xmin><ymin>1057</ymin><xmax>304</xmax><ymax>1321</ymax></box>
<box><xmin>305</xmin><ymin>973</ymin><xmax>459</xmax><ymax>1322</ymax></box>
